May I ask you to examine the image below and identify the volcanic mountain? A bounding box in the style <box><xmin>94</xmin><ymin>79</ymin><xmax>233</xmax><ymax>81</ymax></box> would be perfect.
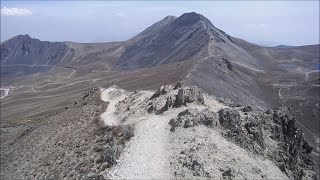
<box><xmin>1</xmin><ymin>12</ymin><xmax>319</xmax><ymax>159</ymax></box>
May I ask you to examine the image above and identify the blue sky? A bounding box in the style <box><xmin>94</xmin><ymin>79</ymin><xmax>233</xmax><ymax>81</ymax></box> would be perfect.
<box><xmin>1</xmin><ymin>1</ymin><xmax>319</xmax><ymax>46</ymax></box>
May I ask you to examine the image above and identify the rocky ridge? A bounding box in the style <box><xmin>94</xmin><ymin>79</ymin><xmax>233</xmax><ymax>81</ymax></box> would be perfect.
<box><xmin>103</xmin><ymin>83</ymin><xmax>318</xmax><ymax>179</ymax></box>
<box><xmin>0</xmin><ymin>83</ymin><xmax>318</xmax><ymax>179</ymax></box>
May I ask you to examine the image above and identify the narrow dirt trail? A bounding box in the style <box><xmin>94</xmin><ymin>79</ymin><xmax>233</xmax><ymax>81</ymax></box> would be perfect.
<box><xmin>100</xmin><ymin>86</ymin><xmax>179</xmax><ymax>179</ymax></box>
<box><xmin>264</xmin><ymin>48</ymin><xmax>273</xmax><ymax>59</ymax></box>
<box><xmin>0</xmin><ymin>88</ymin><xmax>10</xmax><ymax>99</ymax></box>
<box><xmin>0</xmin><ymin>86</ymin><xmax>14</xmax><ymax>99</ymax></box>
<box><xmin>107</xmin><ymin>112</ymin><xmax>176</xmax><ymax>179</ymax></box>
<box><xmin>305</xmin><ymin>70</ymin><xmax>319</xmax><ymax>82</ymax></box>
<box><xmin>103</xmin><ymin>90</ymin><xmax>225</xmax><ymax>179</ymax></box>
<box><xmin>68</xmin><ymin>69</ymin><xmax>76</xmax><ymax>79</ymax></box>
<box><xmin>100</xmin><ymin>87</ymin><xmax>128</xmax><ymax>126</ymax></box>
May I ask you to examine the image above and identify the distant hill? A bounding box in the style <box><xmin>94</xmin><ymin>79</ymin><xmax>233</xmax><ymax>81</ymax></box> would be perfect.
<box><xmin>274</xmin><ymin>45</ymin><xmax>293</xmax><ymax>48</ymax></box>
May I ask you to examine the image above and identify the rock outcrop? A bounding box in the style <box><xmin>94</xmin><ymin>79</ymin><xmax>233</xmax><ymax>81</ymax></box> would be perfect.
<box><xmin>169</xmin><ymin>109</ymin><xmax>216</xmax><ymax>132</ymax></box>
<box><xmin>217</xmin><ymin>106</ymin><xmax>317</xmax><ymax>179</ymax></box>
<box><xmin>149</xmin><ymin>85</ymin><xmax>205</xmax><ymax>114</ymax></box>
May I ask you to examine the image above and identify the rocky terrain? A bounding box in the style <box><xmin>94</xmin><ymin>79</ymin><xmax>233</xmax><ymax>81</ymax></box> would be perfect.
<box><xmin>1</xmin><ymin>12</ymin><xmax>319</xmax><ymax>179</ymax></box>
<box><xmin>1</xmin><ymin>83</ymin><xmax>317</xmax><ymax>179</ymax></box>
<box><xmin>105</xmin><ymin>83</ymin><xmax>318</xmax><ymax>179</ymax></box>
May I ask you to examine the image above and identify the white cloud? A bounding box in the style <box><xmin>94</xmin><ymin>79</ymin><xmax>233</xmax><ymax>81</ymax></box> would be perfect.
<box><xmin>1</xmin><ymin>7</ymin><xmax>32</xmax><ymax>16</ymax></box>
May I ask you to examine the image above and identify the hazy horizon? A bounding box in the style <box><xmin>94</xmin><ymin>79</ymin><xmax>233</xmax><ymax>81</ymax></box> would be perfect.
<box><xmin>1</xmin><ymin>1</ymin><xmax>319</xmax><ymax>46</ymax></box>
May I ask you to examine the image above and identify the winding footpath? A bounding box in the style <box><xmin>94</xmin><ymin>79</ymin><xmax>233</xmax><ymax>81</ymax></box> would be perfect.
<box><xmin>0</xmin><ymin>87</ymin><xmax>12</xmax><ymax>99</ymax></box>
<box><xmin>100</xmin><ymin>87</ymin><xmax>174</xmax><ymax>179</ymax></box>
<box><xmin>100</xmin><ymin>87</ymin><xmax>128</xmax><ymax>126</ymax></box>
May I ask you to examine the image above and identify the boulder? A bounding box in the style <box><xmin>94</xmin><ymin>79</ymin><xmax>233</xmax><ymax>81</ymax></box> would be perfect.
<box><xmin>218</xmin><ymin>108</ymin><xmax>241</xmax><ymax>129</ymax></box>
<box><xmin>173</xmin><ymin>87</ymin><xmax>204</xmax><ymax>108</ymax></box>
<box><xmin>241</xmin><ymin>106</ymin><xmax>253</xmax><ymax>112</ymax></box>
<box><xmin>169</xmin><ymin>109</ymin><xmax>216</xmax><ymax>132</ymax></box>
<box><xmin>150</xmin><ymin>85</ymin><xmax>171</xmax><ymax>99</ymax></box>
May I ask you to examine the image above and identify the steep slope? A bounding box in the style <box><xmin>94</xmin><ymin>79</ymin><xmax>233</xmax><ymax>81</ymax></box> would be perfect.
<box><xmin>128</xmin><ymin>15</ymin><xmax>177</xmax><ymax>43</ymax></box>
<box><xmin>115</xmin><ymin>12</ymin><xmax>214</xmax><ymax>69</ymax></box>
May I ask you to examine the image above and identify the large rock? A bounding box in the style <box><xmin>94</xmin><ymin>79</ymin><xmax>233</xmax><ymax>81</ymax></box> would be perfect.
<box><xmin>150</xmin><ymin>85</ymin><xmax>171</xmax><ymax>99</ymax></box>
<box><xmin>218</xmin><ymin>106</ymin><xmax>317</xmax><ymax>179</ymax></box>
<box><xmin>169</xmin><ymin>109</ymin><xmax>216</xmax><ymax>132</ymax></box>
<box><xmin>270</xmin><ymin>107</ymin><xmax>316</xmax><ymax>179</ymax></box>
<box><xmin>218</xmin><ymin>108</ymin><xmax>241</xmax><ymax>129</ymax></box>
<box><xmin>154</xmin><ymin>86</ymin><xmax>205</xmax><ymax>114</ymax></box>
<box><xmin>173</xmin><ymin>87</ymin><xmax>204</xmax><ymax>108</ymax></box>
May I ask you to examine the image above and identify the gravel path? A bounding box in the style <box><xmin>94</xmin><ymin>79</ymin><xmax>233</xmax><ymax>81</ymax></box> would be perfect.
<box><xmin>0</xmin><ymin>86</ymin><xmax>13</xmax><ymax>99</ymax></box>
<box><xmin>100</xmin><ymin>86</ymin><xmax>180</xmax><ymax>179</ymax></box>
<box><xmin>100</xmin><ymin>87</ymin><xmax>128</xmax><ymax>126</ymax></box>
<box><xmin>107</xmin><ymin>112</ymin><xmax>176</xmax><ymax>179</ymax></box>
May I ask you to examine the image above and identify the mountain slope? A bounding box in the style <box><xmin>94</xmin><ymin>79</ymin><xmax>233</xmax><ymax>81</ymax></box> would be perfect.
<box><xmin>230</xmin><ymin>37</ymin><xmax>320</xmax><ymax>147</ymax></box>
<box><xmin>115</xmin><ymin>12</ymin><xmax>214</xmax><ymax>69</ymax></box>
<box><xmin>0</xmin><ymin>35</ymin><xmax>126</xmax><ymax>79</ymax></box>
<box><xmin>1</xmin><ymin>34</ymin><xmax>70</xmax><ymax>66</ymax></box>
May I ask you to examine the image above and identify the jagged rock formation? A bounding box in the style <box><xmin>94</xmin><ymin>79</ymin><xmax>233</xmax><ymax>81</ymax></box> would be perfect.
<box><xmin>164</xmin><ymin>85</ymin><xmax>317</xmax><ymax>179</ymax></box>
<box><xmin>146</xmin><ymin>85</ymin><xmax>204</xmax><ymax>114</ymax></box>
<box><xmin>218</xmin><ymin>106</ymin><xmax>317</xmax><ymax>179</ymax></box>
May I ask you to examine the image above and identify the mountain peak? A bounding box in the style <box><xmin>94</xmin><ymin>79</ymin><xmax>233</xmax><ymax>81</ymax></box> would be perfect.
<box><xmin>164</xmin><ymin>15</ymin><xmax>177</xmax><ymax>20</ymax></box>
<box><xmin>13</xmin><ymin>34</ymin><xmax>31</xmax><ymax>40</ymax></box>
<box><xmin>1</xmin><ymin>34</ymin><xmax>32</xmax><ymax>44</ymax></box>
<box><xmin>174</xmin><ymin>12</ymin><xmax>214</xmax><ymax>28</ymax></box>
<box><xmin>181</xmin><ymin>12</ymin><xmax>202</xmax><ymax>18</ymax></box>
